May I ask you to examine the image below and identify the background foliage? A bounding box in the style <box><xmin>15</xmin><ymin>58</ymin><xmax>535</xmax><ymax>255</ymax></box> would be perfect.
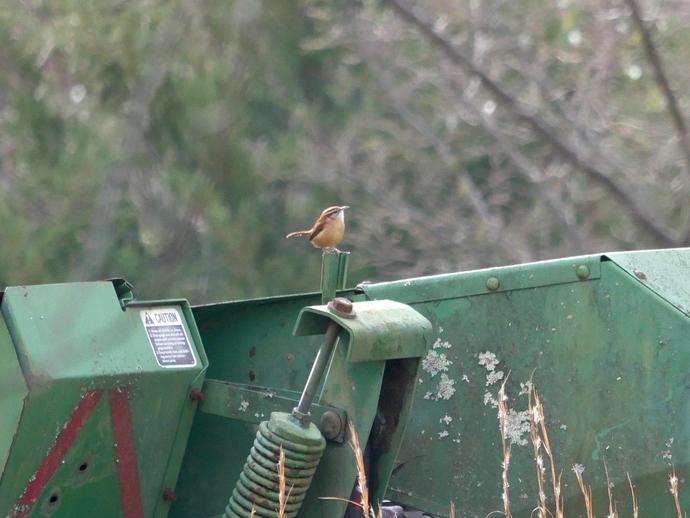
<box><xmin>1</xmin><ymin>0</ymin><xmax>689</xmax><ymax>303</ymax></box>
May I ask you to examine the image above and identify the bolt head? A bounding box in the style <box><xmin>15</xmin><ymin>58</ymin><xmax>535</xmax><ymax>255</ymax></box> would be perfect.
<box><xmin>634</xmin><ymin>269</ymin><xmax>647</xmax><ymax>280</ymax></box>
<box><xmin>189</xmin><ymin>388</ymin><xmax>205</xmax><ymax>401</ymax></box>
<box><xmin>328</xmin><ymin>297</ymin><xmax>356</xmax><ymax>318</ymax></box>
<box><xmin>486</xmin><ymin>277</ymin><xmax>500</xmax><ymax>291</ymax></box>
<box><xmin>575</xmin><ymin>265</ymin><xmax>590</xmax><ymax>280</ymax></box>
<box><xmin>320</xmin><ymin>411</ymin><xmax>343</xmax><ymax>440</ymax></box>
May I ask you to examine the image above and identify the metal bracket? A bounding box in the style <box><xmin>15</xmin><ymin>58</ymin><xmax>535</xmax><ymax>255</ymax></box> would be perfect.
<box><xmin>198</xmin><ymin>379</ymin><xmax>348</xmax><ymax>442</ymax></box>
<box><xmin>293</xmin><ymin>299</ymin><xmax>432</xmax><ymax>362</ymax></box>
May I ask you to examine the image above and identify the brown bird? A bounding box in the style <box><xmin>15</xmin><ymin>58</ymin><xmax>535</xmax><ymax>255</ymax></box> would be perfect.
<box><xmin>286</xmin><ymin>205</ymin><xmax>349</xmax><ymax>251</ymax></box>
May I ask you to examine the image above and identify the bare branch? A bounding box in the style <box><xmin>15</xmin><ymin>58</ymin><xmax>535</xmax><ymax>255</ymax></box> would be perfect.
<box><xmin>625</xmin><ymin>0</ymin><xmax>690</xmax><ymax>244</ymax></box>
<box><xmin>383</xmin><ymin>0</ymin><xmax>677</xmax><ymax>246</ymax></box>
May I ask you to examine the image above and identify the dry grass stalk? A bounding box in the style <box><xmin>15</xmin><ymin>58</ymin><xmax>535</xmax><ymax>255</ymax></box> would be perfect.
<box><xmin>527</xmin><ymin>381</ymin><xmax>562</xmax><ymax>518</ymax></box>
<box><xmin>249</xmin><ymin>503</ymin><xmax>256</xmax><ymax>518</ymax></box>
<box><xmin>534</xmin><ymin>390</ymin><xmax>563</xmax><ymax>518</ymax></box>
<box><xmin>528</xmin><ymin>386</ymin><xmax>547</xmax><ymax>518</ymax></box>
<box><xmin>497</xmin><ymin>378</ymin><xmax>512</xmax><ymax>518</ymax></box>
<box><xmin>449</xmin><ymin>501</ymin><xmax>456</xmax><ymax>518</ymax></box>
<box><xmin>277</xmin><ymin>446</ymin><xmax>287</xmax><ymax>518</ymax></box>
<box><xmin>348</xmin><ymin>420</ymin><xmax>373</xmax><ymax>517</ymax></box>
<box><xmin>573</xmin><ymin>467</ymin><xmax>594</xmax><ymax>518</ymax></box>
<box><xmin>669</xmin><ymin>466</ymin><xmax>683</xmax><ymax>518</ymax></box>
<box><xmin>603</xmin><ymin>460</ymin><xmax>618</xmax><ymax>518</ymax></box>
<box><xmin>627</xmin><ymin>472</ymin><xmax>638</xmax><ymax>518</ymax></box>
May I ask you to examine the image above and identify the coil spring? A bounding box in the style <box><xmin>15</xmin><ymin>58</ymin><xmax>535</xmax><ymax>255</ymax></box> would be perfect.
<box><xmin>225</xmin><ymin>412</ymin><xmax>326</xmax><ymax>518</ymax></box>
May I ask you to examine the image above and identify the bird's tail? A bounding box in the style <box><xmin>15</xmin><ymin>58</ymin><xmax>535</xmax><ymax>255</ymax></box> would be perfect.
<box><xmin>286</xmin><ymin>230</ymin><xmax>311</xmax><ymax>239</ymax></box>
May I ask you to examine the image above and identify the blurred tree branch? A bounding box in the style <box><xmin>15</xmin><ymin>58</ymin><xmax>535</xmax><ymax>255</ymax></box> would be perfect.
<box><xmin>69</xmin><ymin>1</ymin><xmax>195</xmax><ymax>280</ymax></box>
<box><xmin>625</xmin><ymin>0</ymin><xmax>690</xmax><ymax>243</ymax></box>
<box><xmin>383</xmin><ymin>0</ymin><xmax>677</xmax><ymax>246</ymax></box>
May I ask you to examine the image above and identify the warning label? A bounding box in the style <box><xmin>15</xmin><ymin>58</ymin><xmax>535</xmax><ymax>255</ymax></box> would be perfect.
<box><xmin>140</xmin><ymin>308</ymin><xmax>197</xmax><ymax>368</ymax></box>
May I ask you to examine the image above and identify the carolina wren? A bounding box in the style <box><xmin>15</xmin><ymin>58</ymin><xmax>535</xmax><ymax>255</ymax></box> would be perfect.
<box><xmin>286</xmin><ymin>205</ymin><xmax>349</xmax><ymax>250</ymax></box>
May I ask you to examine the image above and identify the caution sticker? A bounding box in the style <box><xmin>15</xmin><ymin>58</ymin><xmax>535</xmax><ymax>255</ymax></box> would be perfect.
<box><xmin>140</xmin><ymin>308</ymin><xmax>197</xmax><ymax>368</ymax></box>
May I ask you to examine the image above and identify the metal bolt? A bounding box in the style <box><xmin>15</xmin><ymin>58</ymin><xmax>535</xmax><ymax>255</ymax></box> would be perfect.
<box><xmin>575</xmin><ymin>265</ymin><xmax>590</xmax><ymax>280</ymax></box>
<box><xmin>328</xmin><ymin>297</ymin><xmax>356</xmax><ymax>318</ymax></box>
<box><xmin>162</xmin><ymin>489</ymin><xmax>177</xmax><ymax>502</ymax></box>
<box><xmin>486</xmin><ymin>277</ymin><xmax>500</xmax><ymax>291</ymax></box>
<box><xmin>319</xmin><ymin>411</ymin><xmax>343</xmax><ymax>440</ymax></box>
<box><xmin>189</xmin><ymin>389</ymin><xmax>205</xmax><ymax>401</ymax></box>
<box><xmin>634</xmin><ymin>269</ymin><xmax>647</xmax><ymax>280</ymax></box>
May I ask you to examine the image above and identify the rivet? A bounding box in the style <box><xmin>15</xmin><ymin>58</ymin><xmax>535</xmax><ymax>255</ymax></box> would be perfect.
<box><xmin>189</xmin><ymin>389</ymin><xmax>205</xmax><ymax>401</ymax></box>
<box><xmin>575</xmin><ymin>265</ymin><xmax>590</xmax><ymax>280</ymax></box>
<box><xmin>634</xmin><ymin>269</ymin><xmax>647</xmax><ymax>280</ymax></box>
<box><xmin>319</xmin><ymin>411</ymin><xmax>343</xmax><ymax>440</ymax></box>
<box><xmin>486</xmin><ymin>277</ymin><xmax>500</xmax><ymax>291</ymax></box>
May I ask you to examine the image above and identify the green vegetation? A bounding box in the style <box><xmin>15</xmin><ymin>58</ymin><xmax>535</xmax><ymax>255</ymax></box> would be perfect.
<box><xmin>1</xmin><ymin>1</ymin><xmax>689</xmax><ymax>303</ymax></box>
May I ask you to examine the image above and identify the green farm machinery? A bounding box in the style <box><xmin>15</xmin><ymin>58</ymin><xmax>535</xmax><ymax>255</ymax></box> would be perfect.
<box><xmin>0</xmin><ymin>249</ymin><xmax>688</xmax><ymax>517</ymax></box>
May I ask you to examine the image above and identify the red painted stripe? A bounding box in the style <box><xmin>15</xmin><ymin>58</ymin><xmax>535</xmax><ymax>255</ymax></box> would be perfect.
<box><xmin>11</xmin><ymin>390</ymin><xmax>103</xmax><ymax>518</ymax></box>
<box><xmin>109</xmin><ymin>388</ymin><xmax>145</xmax><ymax>518</ymax></box>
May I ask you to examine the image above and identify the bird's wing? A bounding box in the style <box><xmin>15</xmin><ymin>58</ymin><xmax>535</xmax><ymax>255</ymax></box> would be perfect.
<box><xmin>309</xmin><ymin>220</ymin><xmax>327</xmax><ymax>241</ymax></box>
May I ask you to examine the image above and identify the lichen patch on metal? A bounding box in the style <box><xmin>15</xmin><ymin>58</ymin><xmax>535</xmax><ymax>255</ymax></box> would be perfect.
<box><xmin>421</xmin><ymin>350</ymin><xmax>452</xmax><ymax>377</ymax></box>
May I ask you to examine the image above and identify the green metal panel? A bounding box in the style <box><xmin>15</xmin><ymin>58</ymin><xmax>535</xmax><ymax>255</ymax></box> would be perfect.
<box><xmin>361</xmin><ymin>251</ymin><xmax>689</xmax><ymax>516</ymax></box>
<box><xmin>0</xmin><ymin>283</ymin><xmax>206</xmax><ymax>518</ymax></box>
<box><xmin>361</xmin><ymin>253</ymin><xmax>602</xmax><ymax>304</ymax></box>
<box><xmin>0</xmin><ymin>314</ymin><xmax>28</xmax><ymax>475</ymax></box>
<box><xmin>172</xmin><ymin>293</ymin><xmax>328</xmax><ymax>517</ymax></box>
<box><xmin>293</xmin><ymin>300</ymin><xmax>432</xmax><ymax>362</ymax></box>
<box><xmin>175</xmin><ymin>252</ymin><xmax>429</xmax><ymax>518</ymax></box>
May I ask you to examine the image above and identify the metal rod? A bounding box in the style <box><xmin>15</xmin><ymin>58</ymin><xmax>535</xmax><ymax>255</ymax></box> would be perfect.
<box><xmin>295</xmin><ymin>322</ymin><xmax>340</xmax><ymax>417</ymax></box>
<box><xmin>320</xmin><ymin>250</ymin><xmax>349</xmax><ymax>303</ymax></box>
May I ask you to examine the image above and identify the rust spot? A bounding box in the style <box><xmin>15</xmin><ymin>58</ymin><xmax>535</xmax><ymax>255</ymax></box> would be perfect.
<box><xmin>248</xmin><ymin>370</ymin><xmax>256</xmax><ymax>382</ymax></box>
<box><xmin>249</xmin><ymin>345</ymin><xmax>256</xmax><ymax>358</ymax></box>
<box><xmin>634</xmin><ymin>270</ymin><xmax>647</xmax><ymax>280</ymax></box>
<box><xmin>162</xmin><ymin>489</ymin><xmax>177</xmax><ymax>501</ymax></box>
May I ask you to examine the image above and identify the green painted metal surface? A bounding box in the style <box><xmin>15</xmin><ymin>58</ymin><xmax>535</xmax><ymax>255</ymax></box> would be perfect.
<box><xmin>320</xmin><ymin>250</ymin><xmax>350</xmax><ymax>302</ymax></box>
<box><xmin>361</xmin><ymin>250</ymin><xmax>689</xmax><ymax>516</ymax></box>
<box><xmin>198</xmin><ymin>379</ymin><xmax>348</xmax><ymax>442</ymax></box>
<box><xmin>294</xmin><ymin>300</ymin><xmax>432</xmax><ymax>362</ymax></box>
<box><xmin>3</xmin><ymin>249</ymin><xmax>686</xmax><ymax>518</ymax></box>
<box><xmin>0</xmin><ymin>282</ymin><xmax>207</xmax><ymax>518</ymax></box>
<box><xmin>174</xmin><ymin>253</ymin><xmax>430</xmax><ymax>518</ymax></box>
<box><xmin>172</xmin><ymin>293</ymin><xmax>329</xmax><ymax>517</ymax></box>
<box><xmin>0</xmin><ymin>314</ymin><xmax>28</xmax><ymax>475</ymax></box>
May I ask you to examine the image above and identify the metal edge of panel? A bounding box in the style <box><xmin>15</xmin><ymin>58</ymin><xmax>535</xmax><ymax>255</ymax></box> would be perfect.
<box><xmin>125</xmin><ymin>298</ymin><xmax>209</xmax><ymax>518</ymax></box>
<box><xmin>602</xmin><ymin>248</ymin><xmax>690</xmax><ymax>317</ymax></box>
<box><xmin>0</xmin><ymin>310</ymin><xmax>29</xmax><ymax>482</ymax></box>
<box><xmin>359</xmin><ymin>253</ymin><xmax>605</xmax><ymax>304</ymax></box>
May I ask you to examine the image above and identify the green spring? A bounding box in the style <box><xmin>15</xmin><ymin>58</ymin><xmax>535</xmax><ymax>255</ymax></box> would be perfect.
<box><xmin>225</xmin><ymin>412</ymin><xmax>326</xmax><ymax>518</ymax></box>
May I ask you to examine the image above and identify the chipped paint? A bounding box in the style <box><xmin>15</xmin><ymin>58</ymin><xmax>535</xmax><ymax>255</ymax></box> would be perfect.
<box><xmin>436</xmin><ymin>374</ymin><xmax>456</xmax><ymax>400</ymax></box>
<box><xmin>421</xmin><ymin>350</ymin><xmax>452</xmax><ymax>377</ymax></box>
<box><xmin>571</xmin><ymin>463</ymin><xmax>585</xmax><ymax>476</ymax></box>
<box><xmin>503</xmin><ymin>409</ymin><xmax>530</xmax><ymax>446</ymax></box>
<box><xmin>432</xmin><ymin>338</ymin><xmax>452</xmax><ymax>349</ymax></box>
<box><xmin>478</xmin><ymin>351</ymin><xmax>499</xmax><ymax>371</ymax></box>
<box><xmin>483</xmin><ymin>391</ymin><xmax>498</xmax><ymax>408</ymax></box>
<box><xmin>485</xmin><ymin>370</ymin><xmax>504</xmax><ymax>386</ymax></box>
